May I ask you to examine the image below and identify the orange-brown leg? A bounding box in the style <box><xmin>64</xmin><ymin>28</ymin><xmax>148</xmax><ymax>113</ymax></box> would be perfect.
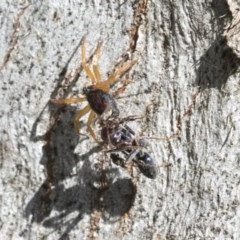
<box><xmin>86</xmin><ymin>110</ymin><xmax>99</xmax><ymax>142</ymax></box>
<box><xmin>50</xmin><ymin>97</ymin><xmax>86</xmax><ymax>105</ymax></box>
<box><xmin>92</xmin><ymin>41</ymin><xmax>103</xmax><ymax>82</ymax></box>
<box><xmin>81</xmin><ymin>36</ymin><xmax>96</xmax><ymax>83</ymax></box>
<box><xmin>73</xmin><ymin>105</ymin><xmax>91</xmax><ymax>134</ymax></box>
<box><xmin>96</xmin><ymin>60</ymin><xmax>137</xmax><ymax>92</ymax></box>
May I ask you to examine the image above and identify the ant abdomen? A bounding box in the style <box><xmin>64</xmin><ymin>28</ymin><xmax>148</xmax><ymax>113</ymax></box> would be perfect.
<box><xmin>135</xmin><ymin>152</ymin><xmax>157</xmax><ymax>179</ymax></box>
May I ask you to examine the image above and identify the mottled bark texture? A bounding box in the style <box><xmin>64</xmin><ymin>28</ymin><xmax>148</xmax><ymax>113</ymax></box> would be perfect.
<box><xmin>1</xmin><ymin>0</ymin><xmax>240</xmax><ymax>239</ymax></box>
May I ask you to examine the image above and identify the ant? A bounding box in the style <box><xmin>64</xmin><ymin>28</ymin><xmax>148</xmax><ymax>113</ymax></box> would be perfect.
<box><xmin>100</xmin><ymin>116</ymin><xmax>157</xmax><ymax>179</ymax></box>
<box><xmin>50</xmin><ymin>37</ymin><xmax>136</xmax><ymax>142</ymax></box>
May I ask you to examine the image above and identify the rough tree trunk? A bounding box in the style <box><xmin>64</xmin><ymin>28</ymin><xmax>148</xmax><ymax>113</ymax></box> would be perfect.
<box><xmin>1</xmin><ymin>0</ymin><xmax>240</xmax><ymax>239</ymax></box>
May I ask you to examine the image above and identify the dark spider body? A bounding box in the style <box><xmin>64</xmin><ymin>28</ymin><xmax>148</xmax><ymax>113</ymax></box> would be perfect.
<box><xmin>100</xmin><ymin>119</ymin><xmax>157</xmax><ymax>179</ymax></box>
<box><xmin>82</xmin><ymin>86</ymin><xmax>119</xmax><ymax>116</ymax></box>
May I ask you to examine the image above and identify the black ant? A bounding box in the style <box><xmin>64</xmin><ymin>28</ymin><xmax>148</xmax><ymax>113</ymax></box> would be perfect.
<box><xmin>50</xmin><ymin>37</ymin><xmax>136</xmax><ymax>142</ymax></box>
<box><xmin>100</xmin><ymin>117</ymin><xmax>157</xmax><ymax>179</ymax></box>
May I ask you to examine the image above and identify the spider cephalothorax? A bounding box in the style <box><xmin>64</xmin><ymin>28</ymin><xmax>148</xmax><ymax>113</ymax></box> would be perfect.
<box><xmin>51</xmin><ymin>37</ymin><xmax>136</xmax><ymax>142</ymax></box>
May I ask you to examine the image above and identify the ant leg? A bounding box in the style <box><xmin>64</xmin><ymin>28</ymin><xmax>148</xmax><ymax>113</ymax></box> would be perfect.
<box><xmin>119</xmin><ymin>115</ymin><xmax>145</xmax><ymax>124</ymax></box>
<box><xmin>50</xmin><ymin>97</ymin><xmax>86</xmax><ymax>105</ymax></box>
<box><xmin>86</xmin><ymin>110</ymin><xmax>99</xmax><ymax>142</ymax></box>
<box><xmin>73</xmin><ymin>105</ymin><xmax>91</xmax><ymax>134</ymax></box>
<box><xmin>96</xmin><ymin>60</ymin><xmax>137</xmax><ymax>92</ymax></box>
<box><xmin>92</xmin><ymin>41</ymin><xmax>103</xmax><ymax>82</ymax></box>
<box><xmin>81</xmin><ymin>36</ymin><xmax>96</xmax><ymax>84</ymax></box>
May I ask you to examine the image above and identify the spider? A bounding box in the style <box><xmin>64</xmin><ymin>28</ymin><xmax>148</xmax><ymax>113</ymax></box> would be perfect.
<box><xmin>50</xmin><ymin>37</ymin><xmax>136</xmax><ymax>142</ymax></box>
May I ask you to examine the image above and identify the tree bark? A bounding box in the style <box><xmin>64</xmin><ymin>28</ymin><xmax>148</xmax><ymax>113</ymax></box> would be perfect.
<box><xmin>1</xmin><ymin>0</ymin><xmax>240</xmax><ymax>239</ymax></box>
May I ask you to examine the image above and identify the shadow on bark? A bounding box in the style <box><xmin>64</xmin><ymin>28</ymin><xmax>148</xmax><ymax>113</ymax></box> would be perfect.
<box><xmin>196</xmin><ymin>37</ymin><xmax>240</xmax><ymax>90</ymax></box>
<box><xmin>196</xmin><ymin>0</ymin><xmax>240</xmax><ymax>90</ymax></box>
<box><xmin>26</xmin><ymin>96</ymin><xmax>136</xmax><ymax>240</ymax></box>
<box><xmin>25</xmin><ymin>43</ymin><xmax>136</xmax><ymax>239</ymax></box>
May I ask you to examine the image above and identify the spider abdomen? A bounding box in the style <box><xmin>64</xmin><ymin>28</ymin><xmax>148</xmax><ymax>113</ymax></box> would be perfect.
<box><xmin>83</xmin><ymin>87</ymin><xmax>119</xmax><ymax>116</ymax></box>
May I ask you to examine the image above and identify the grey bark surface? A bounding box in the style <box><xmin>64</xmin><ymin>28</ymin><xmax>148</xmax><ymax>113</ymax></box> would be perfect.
<box><xmin>1</xmin><ymin>0</ymin><xmax>240</xmax><ymax>239</ymax></box>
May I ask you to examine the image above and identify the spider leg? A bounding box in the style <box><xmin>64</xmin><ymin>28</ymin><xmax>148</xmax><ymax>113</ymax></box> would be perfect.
<box><xmin>81</xmin><ymin>36</ymin><xmax>96</xmax><ymax>84</ymax></box>
<box><xmin>96</xmin><ymin>60</ymin><xmax>137</xmax><ymax>92</ymax></box>
<box><xmin>86</xmin><ymin>110</ymin><xmax>99</xmax><ymax>142</ymax></box>
<box><xmin>73</xmin><ymin>105</ymin><xmax>91</xmax><ymax>134</ymax></box>
<box><xmin>92</xmin><ymin>41</ymin><xmax>103</xmax><ymax>82</ymax></box>
<box><xmin>50</xmin><ymin>97</ymin><xmax>86</xmax><ymax>105</ymax></box>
